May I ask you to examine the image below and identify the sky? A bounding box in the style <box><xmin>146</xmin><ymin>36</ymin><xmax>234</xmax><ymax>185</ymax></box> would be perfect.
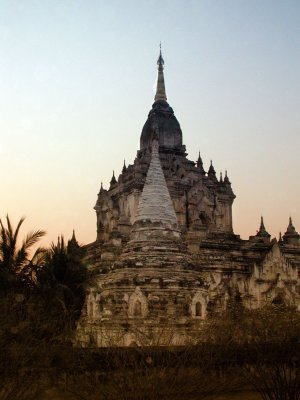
<box><xmin>0</xmin><ymin>0</ymin><xmax>299</xmax><ymax>247</ymax></box>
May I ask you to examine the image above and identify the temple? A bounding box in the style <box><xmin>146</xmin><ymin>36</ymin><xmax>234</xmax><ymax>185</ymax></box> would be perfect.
<box><xmin>76</xmin><ymin>50</ymin><xmax>300</xmax><ymax>347</ymax></box>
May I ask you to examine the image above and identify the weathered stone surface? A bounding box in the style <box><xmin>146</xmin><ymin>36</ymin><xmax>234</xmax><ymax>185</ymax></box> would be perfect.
<box><xmin>76</xmin><ymin>51</ymin><xmax>300</xmax><ymax>348</ymax></box>
<box><xmin>134</xmin><ymin>139</ymin><xmax>178</xmax><ymax>228</ymax></box>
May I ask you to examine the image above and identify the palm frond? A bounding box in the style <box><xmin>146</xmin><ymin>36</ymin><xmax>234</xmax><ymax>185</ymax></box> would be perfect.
<box><xmin>31</xmin><ymin>247</ymin><xmax>47</xmax><ymax>266</ymax></box>
<box><xmin>15</xmin><ymin>246</ymin><xmax>28</xmax><ymax>269</ymax></box>
<box><xmin>22</xmin><ymin>230</ymin><xmax>46</xmax><ymax>251</ymax></box>
<box><xmin>0</xmin><ymin>219</ymin><xmax>11</xmax><ymax>268</ymax></box>
<box><xmin>0</xmin><ymin>219</ymin><xmax>6</xmax><ymax>255</ymax></box>
<box><xmin>6</xmin><ymin>215</ymin><xmax>25</xmax><ymax>258</ymax></box>
<box><xmin>11</xmin><ymin>215</ymin><xmax>25</xmax><ymax>250</ymax></box>
<box><xmin>5</xmin><ymin>214</ymin><xmax>14</xmax><ymax>241</ymax></box>
<box><xmin>0</xmin><ymin>216</ymin><xmax>46</xmax><ymax>275</ymax></box>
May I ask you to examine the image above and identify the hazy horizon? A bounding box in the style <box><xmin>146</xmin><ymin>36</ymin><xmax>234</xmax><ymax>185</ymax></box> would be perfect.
<box><xmin>0</xmin><ymin>0</ymin><xmax>299</xmax><ymax>247</ymax></box>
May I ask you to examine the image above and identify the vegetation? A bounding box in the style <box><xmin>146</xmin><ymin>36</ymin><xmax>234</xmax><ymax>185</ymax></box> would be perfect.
<box><xmin>0</xmin><ymin>215</ymin><xmax>46</xmax><ymax>291</ymax></box>
<box><xmin>1</xmin><ymin>215</ymin><xmax>300</xmax><ymax>399</ymax></box>
<box><xmin>0</xmin><ymin>216</ymin><xmax>87</xmax><ymax>399</ymax></box>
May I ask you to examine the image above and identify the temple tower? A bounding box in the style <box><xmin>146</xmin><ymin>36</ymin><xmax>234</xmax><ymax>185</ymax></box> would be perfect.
<box><xmin>94</xmin><ymin>49</ymin><xmax>236</xmax><ymax>245</ymax></box>
<box><xmin>77</xmin><ymin>50</ymin><xmax>300</xmax><ymax>347</ymax></box>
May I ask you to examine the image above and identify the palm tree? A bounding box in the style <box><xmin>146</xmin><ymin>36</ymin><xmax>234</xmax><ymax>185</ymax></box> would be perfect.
<box><xmin>44</xmin><ymin>234</ymin><xmax>87</xmax><ymax>307</ymax></box>
<box><xmin>0</xmin><ymin>215</ymin><xmax>46</xmax><ymax>289</ymax></box>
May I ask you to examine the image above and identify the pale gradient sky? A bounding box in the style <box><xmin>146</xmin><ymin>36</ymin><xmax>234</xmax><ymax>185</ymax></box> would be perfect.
<box><xmin>0</xmin><ymin>0</ymin><xmax>299</xmax><ymax>247</ymax></box>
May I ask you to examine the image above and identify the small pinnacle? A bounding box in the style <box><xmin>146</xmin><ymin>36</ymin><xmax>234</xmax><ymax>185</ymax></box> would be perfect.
<box><xmin>155</xmin><ymin>45</ymin><xmax>167</xmax><ymax>102</ymax></box>
<box><xmin>224</xmin><ymin>170</ymin><xmax>231</xmax><ymax>185</ymax></box>
<box><xmin>110</xmin><ymin>170</ymin><xmax>117</xmax><ymax>185</ymax></box>
<box><xmin>256</xmin><ymin>216</ymin><xmax>270</xmax><ymax>238</ymax></box>
<box><xmin>122</xmin><ymin>160</ymin><xmax>127</xmax><ymax>173</ymax></box>
<box><xmin>208</xmin><ymin>161</ymin><xmax>216</xmax><ymax>176</ymax></box>
<box><xmin>196</xmin><ymin>151</ymin><xmax>205</xmax><ymax>175</ymax></box>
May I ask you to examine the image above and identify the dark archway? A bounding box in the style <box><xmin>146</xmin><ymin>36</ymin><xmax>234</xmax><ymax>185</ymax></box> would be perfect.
<box><xmin>133</xmin><ymin>300</ymin><xmax>142</xmax><ymax>316</ymax></box>
<box><xmin>195</xmin><ymin>301</ymin><xmax>202</xmax><ymax>317</ymax></box>
<box><xmin>272</xmin><ymin>294</ymin><xmax>285</xmax><ymax>306</ymax></box>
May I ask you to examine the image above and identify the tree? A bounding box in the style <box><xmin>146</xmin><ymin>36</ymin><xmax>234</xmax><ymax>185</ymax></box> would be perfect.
<box><xmin>241</xmin><ymin>305</ymin><xmax>300</xmax><ymax>400</ymax></box>
<box><xmin>36</xmin><ymin>233</ymin><xmax>87</xmax><ymax>326</ymax></box>
<box><xmin>60</xmin><ymin>345</ymin><xmax>240</xmax><ymax>400</ymax></box>
<box><xmin>0</xmin><ymin>215</ymin><xmax>46</xmax><ymax>291</ymax></box>
<box><xmin>203</xmin><ymin>302</ymin><xmax>300</xmax><ymax>400</ymax></box>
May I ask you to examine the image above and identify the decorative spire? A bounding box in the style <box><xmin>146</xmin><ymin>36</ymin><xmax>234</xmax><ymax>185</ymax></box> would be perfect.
<box><xmin>282</xmin><ymin>216</ymin><xmax>300</xmax><ymax>245</ymax></box>
<box><xmin>208</xmin><ymin>160</ymin><xmax>216</xmax><ymax>177</ymax></box>
<box><xmin>279</xmin><ymin>232</ymin><xmax>283</xmax><ymax>243</ymax></box>
<box><xmin>110</xmin><ymin>171</ymin><xmax>117</xmax><ymax>186</ymax></box>
<box><xmin>259</xmin><ymin>216</ymin><xmax>266</xmax><ymax>232</ymax></box>
<box><xmin>122</xmin><ymin>160</ymin><xmax>127</xmax><ymax>174</ymax></box>
<box><xmin>196</xmin><ymin>151</ymin><xmax>206</xmax><ymax>175</ymax></box>
<box><xmin>219</xmin><ymin>172</ymin><xmax>223</xmax><ymax>183</ymax></box>
<box><xmin>257</xmin><ymin>216</ymin><xmax>270</xmax><ymax>239</ymax></box>
<box><xmin>68</xmin><ymin>229</ymin><xmax>79</xmax><ymax>251</ymax></box>
<box><xmin>287</xmin><ymin>217</ymin><xmax>295</xmax><ymax>233</ymax></box>
<box><xmin>154</xmin><ymin>44</ymin><xmax>167</xmax><ymax>102</ymax></box>
<box><xmin>224</xmin><ymin>170</ymin><xmax>231</xmax><ymax>185</ymax></box>
<box><xmin>250</xmin><ymin>216</ymin><xmax>270</xmax><ymax>242</ymax></box>
<box><xmin>256</xmin><ymin>216</ymin><xmax>269</xmax><ymax>238</ymax></box>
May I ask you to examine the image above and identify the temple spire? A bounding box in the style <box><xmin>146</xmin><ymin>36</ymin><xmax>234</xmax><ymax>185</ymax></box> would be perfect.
<box><xmin>224</xmin><ymin>170</ymin><xmax>231</xmax><ymax>185</ymax></box>
<box><xmin>154</xmin><ymin>44</ymin><xmax>167</xmax><ymax>102</ymax></box>
<box><xmin>283</xmin><ymin>216</ymin><xmax>300</xmax><ymax>245</ymax></box>
<box><xmin>122</xmin><ymin>159</ymin><xmax>127</xmax><ymax>174</ymax></box>
<box><xmin>257</xmin><ymin>216</ymin><xmax>270</xmax><ymax>239</ymax></box>
<box><xmin>110</xmin><ymin>171</ymin><xmax>117</xmax><ymax>187</ymax></box>
<box><xmin>259</xmin><ymin>216</ymin><xmax>266</xmax><ymax>232</ymax></box>
<box><xmin>196</xmin><ymin>151</ymin><xmax>206</xmax><ymax>175</ymax></box>
<box><xmin>208</xmin><ymin>160</ymin><xmax>216</xmax><ymax>178</ymax></box>
<box><xmin>134</xmin><ymin>137</ymin><xmax>178</xmax><ymax>228</ymax></box>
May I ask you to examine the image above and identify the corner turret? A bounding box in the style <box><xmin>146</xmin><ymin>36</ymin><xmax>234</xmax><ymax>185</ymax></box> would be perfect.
<box><xmin>207</xmin><ymin>161</ymin><xmax>217</xmax><ymax>183</ymax></box>
<box><xmin>283</xmin><ymin>217</ymin><xmax>300</xmax><ymax>246</ymax></box>
<box><xmin>110</xmin><ymin>171</ymin><xmax>117</xmax><ymax>188</ymax></box>
<box><xmin>249</xmin><ymin>216</ymin><xmax>271</xmax><ymax>244</ymax></box>
<box><xmin>224</xmin><ymin>170</ymin><xmax>231</xmax><ymax>185</ymax></box>
<box><xmin>197</xmin><ymin>151</ymin><xmax>206</xmax><ymax>176</ymax></box>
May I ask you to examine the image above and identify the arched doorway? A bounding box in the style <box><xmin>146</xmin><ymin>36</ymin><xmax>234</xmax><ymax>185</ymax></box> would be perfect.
<box><xmin>133</xmin><ymin>300</ymin><xmax>142</xmax><ymax>316</ymax></box>
<box><xmin>195</xmin><ymin>301</ymin><xmax>202</xmax><ymax>317</ymax></box>
<box><xmin>272</xmin><ymin>295</ymin><xmax>285</xmax><ymax>306</ymax></box>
